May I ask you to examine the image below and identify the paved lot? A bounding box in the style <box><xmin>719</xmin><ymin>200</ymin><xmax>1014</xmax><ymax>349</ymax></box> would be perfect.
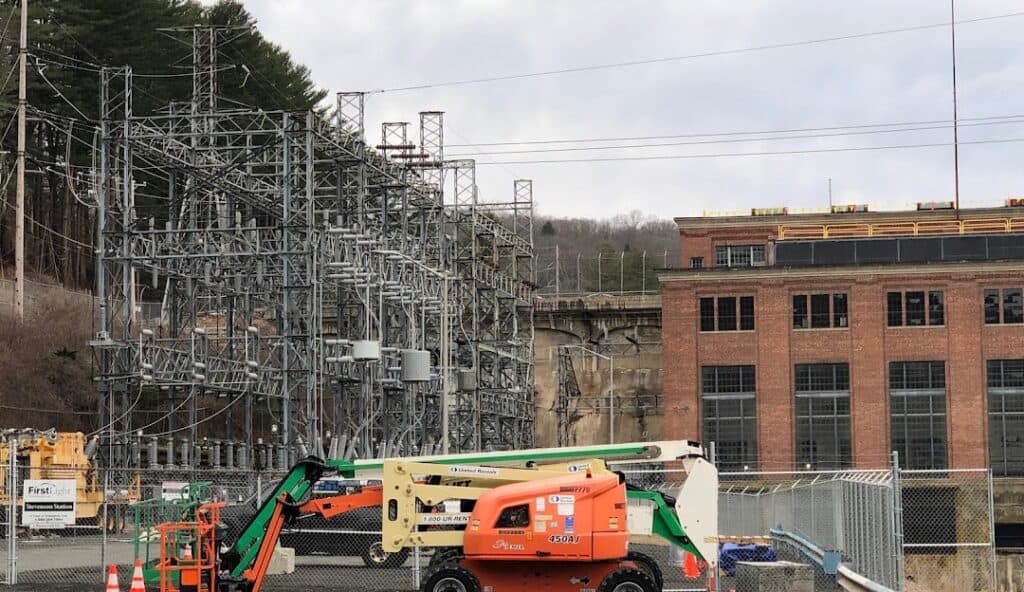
<box><xmin>1</xmin><ymin>540</ymin><xmax>729</xmax><ymax>592</ymax></box>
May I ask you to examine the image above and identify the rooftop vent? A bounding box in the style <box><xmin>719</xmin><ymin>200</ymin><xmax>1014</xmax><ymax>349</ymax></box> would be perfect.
<box><xmin>830</xmin><ymin>204</ymin><xmax>869</xmax><ymax>214</ymax></box>
<box><xmin>916</xmin><ymin>201</ymin><xmax>955</xmax><ymax>211</ymax></box>
<box><xmin>751</xmin><ymin>207</ymin><xmax>788</xmax><ymax>216</ymax></box>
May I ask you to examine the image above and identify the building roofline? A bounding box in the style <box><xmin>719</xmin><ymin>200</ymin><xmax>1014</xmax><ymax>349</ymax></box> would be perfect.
<box><xmin>657</xmin><ymin>259</ymin><xmax>1024</xmax><ymax>283</ymax></box>
<box><xmin>674</xmin><ymin>205</ymin><xmax>1023</xmax><ymax>231</ymax></box>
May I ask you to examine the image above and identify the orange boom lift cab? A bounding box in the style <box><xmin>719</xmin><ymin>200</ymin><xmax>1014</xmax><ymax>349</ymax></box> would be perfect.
<box><xmin>428</xmin><ymin>471</ymin><xmax>657</xmax><ymax>592</ymax></box>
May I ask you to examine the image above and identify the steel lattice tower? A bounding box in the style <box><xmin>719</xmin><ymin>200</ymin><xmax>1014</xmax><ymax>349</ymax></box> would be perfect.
<box><xmin>92</xmin><ymin>30</ymin><xmax>534</xmax><ymax>468</ymax></box>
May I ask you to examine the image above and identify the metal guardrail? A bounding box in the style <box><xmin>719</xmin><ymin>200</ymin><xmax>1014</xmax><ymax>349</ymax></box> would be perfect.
<box><xmin>778</xmin><ymin>216</ymin><xmax>1024</xmax><ymax>240</ymax></box>
<box><xmin>770</xmin><ymin>528</ymin><xmax>896</xmax><ymax>592</ymax></box>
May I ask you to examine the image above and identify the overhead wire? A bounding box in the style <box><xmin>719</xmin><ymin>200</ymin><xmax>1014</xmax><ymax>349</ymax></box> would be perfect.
<box><xmin>32</xmin><ymin>57</ymin><xmax>94</xmax><ymax>122</ymax></box>
<box><xmin>369</xmin><ymin>10</ymin><xmax>1024</xmax><ymax>93</ymax></box>
<box><xmin>444</xmin><ymin>113</ymin><xmax>1024</xmax><ymax>148</ymax></box>
<box><xmin>447</xmin><ymin>117</ymin><xmax>1024</xmax><ymax>157</ymax></box>
<box><xmin>473</xmin><ymin>136</ymin><xmax>1024</xmax><ymax>165</ymax></box>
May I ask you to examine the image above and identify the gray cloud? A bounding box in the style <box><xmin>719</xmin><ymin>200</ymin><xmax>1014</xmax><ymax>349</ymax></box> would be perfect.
<box><xmin>228</xmin><ymin>0</ymin><xmax>1024</xmax><ymax>218</ymax></box>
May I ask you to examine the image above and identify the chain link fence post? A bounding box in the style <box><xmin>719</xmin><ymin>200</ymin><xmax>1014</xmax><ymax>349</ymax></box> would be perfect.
<box><xmin>986</xmin><ymin>469</ymin><xmax>996</xmax><ymax>592</ymax></box>
<box><xmin>890</xmin><ymin>451</ymin><xmax>905</xmax><ymax>592</ymax></box>
<box><xmin>6</xmin><ymin>437</ymin><xmax>17</xmax><ymax>585</ymax></box>
<box><xmin>100</xmin><ymin>467</ymin><xmax>109</xmax><ymax>580</ymax></box>
<box><xmin>413</xmin><ymin>545</ymin><xmax>421</xmax><ymax>590</ymax></box>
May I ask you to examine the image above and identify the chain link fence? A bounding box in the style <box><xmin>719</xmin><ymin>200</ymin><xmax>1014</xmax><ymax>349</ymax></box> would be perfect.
<box><xmin>720</xmin><ymin>469</ymin><xmax>899</xmax><ymax>589</ymax></box>
<box><xmin>718</xmin><ymin>467</ymin><xmax>996</xmax><ymax>592</ymax></box>
<box><xmin>900</xmin><ymin>470</ymin><xmax>996</xmax><ymax>592</ymax></box>
<box><xmin>0</xmin><ymin>459</ymin><xmax>999</xmax><ymax>592</ymax></box>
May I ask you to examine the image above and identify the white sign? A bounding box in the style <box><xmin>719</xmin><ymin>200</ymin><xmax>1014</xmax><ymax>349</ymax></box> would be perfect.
<box><xmin>22</xmin><ymin>479</ymin><xmax>76</xmax><ymax>529</ymax></box>
<box><xmin>161</xmin><ymin>481</ymin><xmax>189</xmax><ymax>501</ymax></box>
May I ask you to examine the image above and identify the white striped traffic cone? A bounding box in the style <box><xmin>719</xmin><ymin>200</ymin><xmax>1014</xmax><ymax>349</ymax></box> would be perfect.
<box><xmin>129</xmin><ymin>558</ymin><xmax>145</xmax><ymax>592</ymax></box>
<box><xmin>105</xmin><ymin>564</ymin><xmax>120</xmax><ymax>592</ymax></box>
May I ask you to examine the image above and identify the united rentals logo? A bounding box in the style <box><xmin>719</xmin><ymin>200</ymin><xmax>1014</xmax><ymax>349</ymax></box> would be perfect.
<box><xmin>492</xmin><ymin>539</ymin><xmax>525</xmax><ymax>551</ymax></box>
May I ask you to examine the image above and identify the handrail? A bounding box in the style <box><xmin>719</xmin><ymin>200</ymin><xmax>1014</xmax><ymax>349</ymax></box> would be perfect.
<box><xmin>778</xmin><ymin>217</ymin><xmax>1024</xmax><ymax>240</ymax></box>
<box><xmin>769</xmin><ymin>528</ymin><xmax>896</xmax><ymax>592</ymax></box>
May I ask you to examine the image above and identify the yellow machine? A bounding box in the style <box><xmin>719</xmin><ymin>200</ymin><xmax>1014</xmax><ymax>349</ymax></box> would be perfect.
<box><xmin>0</xmin><ymin>429</ymin><xmax>139</xmax><ymax>531</ymax></box>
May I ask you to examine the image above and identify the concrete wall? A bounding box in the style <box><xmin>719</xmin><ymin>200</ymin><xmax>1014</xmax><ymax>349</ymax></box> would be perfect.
<box><xmin>533</xmin><ymin>295</ymin><xmax>663</xmax><ymax>448</ymax></box>
<box><xmin>998</xmin><ymin>553</ymin><xmax>1024</xmax><ymax>592</ymax></box>
<box><xmin>993</xmin><ymin>478</ymin><xmax>1024</xmax><ymax>523</ymax></box>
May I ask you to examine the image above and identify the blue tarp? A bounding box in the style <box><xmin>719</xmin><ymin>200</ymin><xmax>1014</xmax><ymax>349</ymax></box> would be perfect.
<box><xmin>719</xmin><ymin>543</ymin><xmax>778</xmax><ymax>576</ymax></box>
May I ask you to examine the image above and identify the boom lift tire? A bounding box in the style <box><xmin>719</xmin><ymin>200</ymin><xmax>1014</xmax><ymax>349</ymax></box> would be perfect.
<box><xmin>361</xmin><ymin>541</ymin><xmax>410</xmax><ymax>568</ymax></box>
<box><xmin>422</xmin><ymin>562</ymin><xmax>482</xmax><ymax>592</ymax></box>
<box><xmin>597</xmin><ymin>567</ymin><xmax>658</xmax><ymax>592</ymax></box>
<box><xmin>626</xmin><ymin>551</ymin><xmax>663</xmax><ymax>591</ymax></box>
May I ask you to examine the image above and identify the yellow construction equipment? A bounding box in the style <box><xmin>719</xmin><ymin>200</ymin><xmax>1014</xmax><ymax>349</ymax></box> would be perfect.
<box><xmin>0</xmin><ymin>429</ymin><xmax>139</xmax><ymax>532</ymax></box>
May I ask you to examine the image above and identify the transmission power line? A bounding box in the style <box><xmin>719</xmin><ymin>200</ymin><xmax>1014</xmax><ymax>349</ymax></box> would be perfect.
<box><xmin>446</xmin><ymin>117</ymin><xmax>1024</xmax><ymax>157</ymax></box>
<box><xmin>444</xmin><ymin>114</ymin><xmax>1024</xmax><ymax>148</ymax></box>
<box><xmin>473</xmin><ymin>137</ymin><xmax>1024</xmax><ymax>166</ymax></box>
<box><xmin>370</xmin><ymin>9</ymin><xmax>1024</xmax><ymax>93</ymax></box>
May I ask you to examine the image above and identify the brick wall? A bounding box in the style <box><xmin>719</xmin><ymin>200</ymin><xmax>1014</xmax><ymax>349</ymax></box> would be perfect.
<box><xmin>661</xmin><ymin>269</ymin><xmax>1024</xmax><ymax>470</ymax></box>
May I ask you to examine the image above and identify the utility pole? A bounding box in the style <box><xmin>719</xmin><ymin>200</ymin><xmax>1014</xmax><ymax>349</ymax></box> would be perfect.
<box><xmin>950</xmin><ymin>0</ymin><xmax>961</xmax><ymax>219</ymax></box>
<box><xmin>14</xmin><ymin>0</ymin><xmax>27</xmax><ymax>320</ymax></box>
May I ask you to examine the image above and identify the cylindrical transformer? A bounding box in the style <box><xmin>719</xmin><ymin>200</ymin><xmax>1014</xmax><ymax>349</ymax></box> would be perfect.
<box><xmin>458</xmin><ymin>369</ymin><xmax>478</xmax><ymax>391</ymax></box>
<box><xmin>165</xmin><ymin>437</ymin><xmax>176</xmax><ymax>468</ymax></box>
<box><xmin>401</xmin><ymin>349</ymin><xmax>431</xmax><ymax>382</ymax></box>
<box><xmin>147</xmin><ymin>437</ymin><xmax>160</xmax><ymax>469</ymax></box>
<box><xmin>352</xmin><ymin>340</ymin><xmax>381</xmax><ymax>361</ymax></box>
<box><xmin>179</xmin><ymin>438</ymin><xmax>190</xmax><ymax>467</ymax></box>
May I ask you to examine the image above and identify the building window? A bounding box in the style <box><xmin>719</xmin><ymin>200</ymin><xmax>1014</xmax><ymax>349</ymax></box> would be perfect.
<box><xmin>701</xmin><ymin>365</ymin><xmax>757</xmax><ymax>471</ymax></box>
<box><xmin>889</xmin><ymin>361</ymin><xmax>947</xmax><ymax>470</ymax></box>
<box><xmin>714</xmin><ymin>244</ymin><xmax>765</xmax><ymax>268</ymax></box>
<box><xmin>795</xmin><ymin>363</ymin><xmax>852</xmax><ymax>469</ymax></box>
<box><xmin>988</xmin><ymin>360</ymin><xmax>1024</xmax><ymax>477</ymax></box>
<box><xmin>833</xmin><ymin>293</ymin><xmax>848</xmax><ymax>327</ymax></box>
<box><xmin>690</xmin><ymin>257</ymin><xmax>704</xmax><ymax>269</ymax></box>
<box><xmin>718</xmin><ymin>296</ymin><xmax>737</xmax><ymax>331</ymax></box>
<box><xmin>700</xmin><ymin>297</ymin><xmax>715</xmax><ymax>332</ymax></box>
<box><xmin>984</xmin><ymin>288</ymin><xmax>1024</xmax><ymax>325</ymax></box>
<box><xmin>740</xmin><ymin>296</ymin><xmax>755</xmax><ymax>331</ymax></box>
<box><xmin>886</xmin><ymin>291</ymin><xmax>945</xmax><ymax>327</ymax></box>
<box><xmin>700</xmin><ymin>296</ymin><xmax>755</xmax><ymax>332</ymax></box>
<box><xmin>793</xmin><ymin>293</ymin><xmax>849</xmax><ymax>329</ymax></box>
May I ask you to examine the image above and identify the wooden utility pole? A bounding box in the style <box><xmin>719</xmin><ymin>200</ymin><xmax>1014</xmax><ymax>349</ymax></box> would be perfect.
<box><xmin>14</xmin><ymin>0</ymin><xmax>26</xmax><ymax>320</ymax></box>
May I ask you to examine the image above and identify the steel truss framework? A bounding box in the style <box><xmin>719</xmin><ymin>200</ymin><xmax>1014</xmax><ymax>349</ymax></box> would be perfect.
<box><xmin>92</xmin><ymin>30</ymin><xmax>535</xmax><ymax>468</ymax></box>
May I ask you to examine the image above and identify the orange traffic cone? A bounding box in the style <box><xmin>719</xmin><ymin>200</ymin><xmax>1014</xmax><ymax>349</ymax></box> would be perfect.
<box><xmin>105</xmin><ymin>564</ymin><xmax>121</xmax><ymax>592</ymax></box>
<box><xmin>129</xmin><ymin>558</ymin><xmax>145</xmax><ymax>592</ymax></box>
<box><xmin>682</xmin><ymin>551</ymin><xmax>701</xmax><ymax>579</ymax></box>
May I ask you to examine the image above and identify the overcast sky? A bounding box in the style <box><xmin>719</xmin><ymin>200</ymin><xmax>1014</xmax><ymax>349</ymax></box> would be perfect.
<box><xmin>226</xmin><ymin>0</ymin><xmax>1024</xmax><ymax>219</ymax></box>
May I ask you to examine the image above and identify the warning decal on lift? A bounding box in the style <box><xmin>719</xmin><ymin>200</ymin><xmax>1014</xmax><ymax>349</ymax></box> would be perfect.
<box><xmin>549</xmin><ymin>494</ymin><xmax>575</xmax><ymax>517</ymax></box>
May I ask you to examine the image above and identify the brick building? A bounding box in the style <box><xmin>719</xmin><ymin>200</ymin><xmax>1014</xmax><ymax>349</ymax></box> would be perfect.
<box><xmin>659</xmin><ymin>203</ymin><xmax>1024</xmax><ymax>473</ymax></box>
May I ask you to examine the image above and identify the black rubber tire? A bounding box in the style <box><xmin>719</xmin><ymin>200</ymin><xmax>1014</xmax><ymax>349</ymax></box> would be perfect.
<box><xmin>422</xmin><ymin>562</ymin><xmax>481</xmax><ymax>592</ymax></box>
<box><xmin>598</xmin><ymin>567</ymin><xmax>658</xmax><ymax>592</ymax></box>
<box><xmin>361</xmin><ymin>541</ymin><xmax>411</xmax><ymax>569</ymax></box>
<box><xmin>627</xmin><ymin>551</ymin><xmax>664</xmax><ymax>591</ymax></box>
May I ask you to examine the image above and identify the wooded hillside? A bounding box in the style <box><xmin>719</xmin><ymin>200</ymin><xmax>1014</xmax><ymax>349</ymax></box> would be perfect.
<box><xmin>534</xmin><ymin>210</ymin><xmax>679</xmax><ymax>294</ymax></box>
<box><xmin>0</xmin><ymin>0</ymin><xmax>324</xmax><ymax>288</ymax></box>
